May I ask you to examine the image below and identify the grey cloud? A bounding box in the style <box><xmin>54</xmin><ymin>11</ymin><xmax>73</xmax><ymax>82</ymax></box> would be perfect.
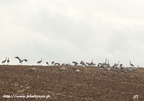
<box><xmin>1</xmin><ymin>0</ymin><xmax>144</xmax><ymax>66</ymax></box>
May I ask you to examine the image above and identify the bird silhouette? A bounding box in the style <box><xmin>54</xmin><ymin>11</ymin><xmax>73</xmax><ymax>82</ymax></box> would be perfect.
<box><xmin>51</xmin><ymin>61</ymin><xmax>54</xmax><ymax>65</ymax></box>
<box><xmin>7</xmin><ymin>58</ymin><xmax>10</xmax><ymax>65</ymax></box>
<box><xmin>15</xmin><ymin>56</ymin><xmax>27</xmax><ymax>65</ymax></box>
<box><xmin>37</xmin><ymin>58</ymin><xmax>42</xmax><ymax>65</ymax></box>
<box><xmin>46</xmin><ymin>62</ymin><xmax>49</xmax><ymax>65</ymax></box>
<box><xmin>2</xmin><ymin>57</ymin><xmax>7</xmax><ymax>64</ymax></box>
<box><xmin>130</xmin><ymin>61</ymin><xmax>134</xmax><ymax>67</ymax></box>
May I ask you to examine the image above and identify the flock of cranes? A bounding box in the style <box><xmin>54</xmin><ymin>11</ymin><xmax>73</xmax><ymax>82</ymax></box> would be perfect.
<box><xmin>1</xmin><ymin>57</ymin><xmax>139</xmax><ymax>73</ymax></box>
<box><xmin>1</xmin><ymin>57</ymin><xmax>136</xmax><ymax>68</ymax></box>
<box><xmin>96</xmin><ymin>59</ymin><xmax>139</xmax><ymax>73</ymax></box>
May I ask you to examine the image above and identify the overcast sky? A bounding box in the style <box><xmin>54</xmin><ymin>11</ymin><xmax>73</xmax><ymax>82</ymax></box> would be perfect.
<box><xmin>0</xmin><ymin>0</ymin><xmax>144</xmax><ymax>67</ymax></box>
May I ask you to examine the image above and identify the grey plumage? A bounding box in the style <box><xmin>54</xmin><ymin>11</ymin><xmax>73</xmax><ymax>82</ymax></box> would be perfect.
<box><xmin>37</xmin><ymin>58</ymin><xmax>42</xmax><ymax>64</ymax></box>
<box><xmin>29</xmin><ymin>68</ymin><xmax>36</xmax><ymax>72</ymax></box>
<box><xmin>2</xmin><ymin>57</ymin><xmax>7</xmax><ymax>64</ymax></box>
<box><xmin>75</xmin><ymin>69</ymin><xmax>80</xmax><ymax>73</ymax></box>
<box><xmin>60</xmin><ymin>67</ymin><xmax>66</xmax><ymax>70</ymax></box>
<box><xmin>130</xmin><ymin>61</ymin><xmax>134</xmax><ymax>67</ymax></box>
<box><xmin>46</xmin><ymin>62</ymin><xmax>49</xmax><ymax>65</ymax></box>
<box><xmin>15</xmin><ymin>56</ymin><xmax>27</xmax><ymax>64</ymax></box>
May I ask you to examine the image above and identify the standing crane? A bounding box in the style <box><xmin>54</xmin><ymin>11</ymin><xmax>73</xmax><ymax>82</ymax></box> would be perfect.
<box><xmin>115</xmin><ymin>61</ymin><xmax>120</xmax><ymax>67</ymax></box>
<box><xmin>7</xmin><ymin>58</ymin><xmax>10</xmax><ymax>65</ymax></box>
<box><xmin>130</xmin><ymin>61</ymin><xmax>134</xmax><ymax>67</ymax></box>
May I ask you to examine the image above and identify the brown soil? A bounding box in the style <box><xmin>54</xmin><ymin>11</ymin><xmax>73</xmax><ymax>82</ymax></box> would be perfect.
<box><xmin>0</xmin><ymin>65</ymin><xmax>144</xmax><ymax>101</ymax></box>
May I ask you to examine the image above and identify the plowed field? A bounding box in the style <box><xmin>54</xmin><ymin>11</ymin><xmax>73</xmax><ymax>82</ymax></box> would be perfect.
<box><xmin>0</xmin><ymin>65</ymin><xmax>144</xmax><ymax>101</ymax></box>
